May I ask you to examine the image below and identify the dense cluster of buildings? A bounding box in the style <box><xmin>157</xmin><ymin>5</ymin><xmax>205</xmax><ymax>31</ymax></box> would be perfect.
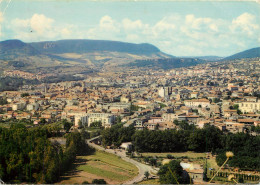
<box><xmin>0</xmin><ymin>58</ymin><xmax>259</xmax><ymax>134</ymax></box>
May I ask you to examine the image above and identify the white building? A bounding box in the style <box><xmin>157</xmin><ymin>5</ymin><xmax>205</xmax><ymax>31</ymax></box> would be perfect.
<box><xmin>12</xmin><ymin>103</ymin><xmax>26</xmax><ymax>111</ymax></box>
<box><xmin>238</xmin><ymin>101</ymin><xmax>260</xmax><ymax>113</ymax></box>
<box><xmin>26</xmin><ymin>103</ymin><xmax>39</xmax><ymax>111</ymax></box>
<box><xmin>158</xmin><ymin>87</ymin><xmax>172</xmax><ymax>98</ymax></box>
<box><xmin>75</xmin><ymin>113</ymin><xmax>116</xmax><ymax>128</ymax></box>
<box><xmin>87</xmin><ymin>113</ymin><xmax>115</xmax><ymax>128</ymax></box>
<box><xmin>184</xmin><ymin>99</ymin><xmax>211</xmax><ymax>108</ymax></box>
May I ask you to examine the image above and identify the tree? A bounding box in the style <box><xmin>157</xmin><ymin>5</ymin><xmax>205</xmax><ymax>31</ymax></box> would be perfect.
<box><xmin>144</xmin><ymin>171</ymin><xmax>149</xmax><ymax>179</ymax></box>
<box><xmin>213</xmin><ymin>98</ymin><xmax>221</xmax><ymax>103</ymax></box>
<box><xmin>149</xmin><ymin>158</ymin><xmax>157</xmax><ymax>166</ymax></box>
<box><xmin>158</xmin><ymin>160</ymin><xmax>189</xmax><ymax>184</ymax></box>
<box><xmin>82</xmin><ymin>181</ymin><xmax>89</xmax><ymax>184</ymax></box>
<box><xmin>115</xmin><ymin>116</ymin><xmax>122</xmax><ymax>124</ymax></box>
<box><xmin>0</xmin><ymin>98</ymin><xmax>8</xmax><ymax>105</ymax></box>
<box><xmin>21</xmin><ymin>93</ymin><xmax>30</xmax><ymax>97</ymax></box>
<box><xmin>92</xmin><ymin>179</ymin><xmax>107</xmax><ymax>184</ymax></box>
<box><xmin>62</xmin><ymin>120</ymin><xmax>73</xmax><ymax>132</ymax></box>
<box><xmin>40</xmin><ymin>118</ymin><xmax>46</xmax><ymax>124</ymax></box>
<box><xmin>238</xmin><ymin>176</ymin><xmax>244</xmax><ymax>183</ymax></box>
<box><xmin>90</xmin><ymin>121</ymin><xmax>102</xmax><ymax>128</ymax></box>
<box><xmin>78</xmin><ymin>120</ymin><xmax>83</xmax><ymax>128</ymax></box>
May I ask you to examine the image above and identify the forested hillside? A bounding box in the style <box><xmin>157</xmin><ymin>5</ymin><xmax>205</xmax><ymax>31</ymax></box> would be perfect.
<box><xmin>0</xmin><ymin>124</ymin><xmax>90</xmax><ymax>183</ymax></box>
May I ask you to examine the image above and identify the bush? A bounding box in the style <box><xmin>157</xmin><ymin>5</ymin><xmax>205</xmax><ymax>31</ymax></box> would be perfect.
<box><xmin>92</xmin><ymin>179</ymin><xmax>107</xmax><ymax>184</ymax></box>
<box><xmin>167</xmin><ymin>154</ymin><xmax>174</xmax><ymax>159</ymax></box>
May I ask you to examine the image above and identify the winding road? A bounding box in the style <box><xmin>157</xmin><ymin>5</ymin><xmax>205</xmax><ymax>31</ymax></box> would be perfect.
<box><xmin>87</xmin><ymin>137</ymin><xmax>158</xmax><ymax>184</ymax></box>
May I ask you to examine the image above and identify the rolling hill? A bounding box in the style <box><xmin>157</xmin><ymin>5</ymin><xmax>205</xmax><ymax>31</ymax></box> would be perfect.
<box><xmin>0</xmin><ymin>40</ymin><xmax>40</xmax><ymax>59</ymax></box>
<box><xmin>29</xmin><ymin>39</ymin><xmax>163</xmax><ymax>55</ymax></box>
<box><xmin>222</xmin><ymin>47</ymin><xmax>260</xmax><ymax>61</ymax></box>
<box><xmin>0</xmin><ymin>39</ymin><xmax>209</xmax><ymax>71</ymax></box>
<box><xmin>0</xmin><ymin>39</ymin><xmax>172</xmax><ymax>63</ymax></box>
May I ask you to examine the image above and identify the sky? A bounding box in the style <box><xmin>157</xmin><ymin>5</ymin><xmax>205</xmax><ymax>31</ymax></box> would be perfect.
<box><xmin>0</xmin><ymin>0</ymin><xmax>260</xmax><ymax>56</ymax></box>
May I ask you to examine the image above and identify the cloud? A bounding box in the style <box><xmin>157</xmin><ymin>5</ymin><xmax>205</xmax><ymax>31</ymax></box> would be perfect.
<box><xmin>30</xmin><ymin>14</ymin><xmax>54</xmax><ymax>34</ymax></box>
<box><xmin>0</xmin><ymin>11</ymin><xmax>3</xmax><ymax>37</ymax></box>
<box><xmin>10</xmin><ymin>13</ymin><xmax>76</xmax><ymax>41</ymax></box>
<box><xmin>0</xmin><ymin>12</ymin><xmax>3</xmax><ymax>23</ymax></box>
<box><xmin>122</xmin><ymin>18</ymin><xmax>145</xmax><ymax>31</ymax></box>
<box><xmin>100</xmin><ymin>15</ymin><xmax>119</xmax><ymax>33</ymax></box>
<box><xmin>230</xmin><ymin>13</ymin><xmax>259</xmax><ymax>36</ymax></box>
<box><xmin>6</xmin><ymin>12</ymin><xmax>260</xmax><ymax>56</ymax></box>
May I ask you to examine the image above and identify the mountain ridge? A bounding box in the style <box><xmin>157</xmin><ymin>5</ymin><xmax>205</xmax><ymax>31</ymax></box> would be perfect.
<box><xmin>0</xmin><ymin>39</ymin><xmax>40</xmax><ymax>59</ymax></box>
<box><xmin>222</xmin><ymin>47</ymin><xmax>260</xmax><ymax>61</ymax></box>
<box><xmin>29</xmin><ymin>39</ymin><xmax>162</xmax><ymax>55</ymax></box>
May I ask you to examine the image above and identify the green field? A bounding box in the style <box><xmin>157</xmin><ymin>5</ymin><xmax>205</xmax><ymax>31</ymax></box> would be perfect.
<box><xmin>58</xmin><ymin>150</ymin><xmax>138</xmax><ymax>184</ymax></box>
<box><xmin>138</xmin><ymin>179</ymin><xmax>160</xmax><ymax>184</ymax></box>
<box><xmin>141</xmin><ymin>151</ymin><xmax>205</xmax><ymax>158</ymax></box>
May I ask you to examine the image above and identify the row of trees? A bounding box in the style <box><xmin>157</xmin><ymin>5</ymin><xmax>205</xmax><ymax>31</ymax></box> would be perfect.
<box><xmin>0</xmin><ymin>124</ymin><xmax>90</xmax><ymax>183</ymax></box>
<box><xmin>132</xmin><ymin>124</ymin><xmax>223</xmax><ymax>153</ymax></box>
<box><xmin>0</xmin><ymin>75</ymin><xmax>84</xmax><ymax>92</ymax></box>
<box><xmin>0</xmin><ymin>77</ymin><xmax>39</xmax><ymax>92</ymax></box>
<box><xmin>101</xmin><ymin>122</ymin><xmax>260</xmax><ymax>170</ymax></box>
<box><xmin>101</xmin><ymin>123</ymin><xmax>135</xmax><ymax>147</ymax></box>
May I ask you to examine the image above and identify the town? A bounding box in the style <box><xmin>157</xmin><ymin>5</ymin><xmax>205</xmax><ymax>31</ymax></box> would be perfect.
<box><xmin>0</xmin><ymin>57</ymin><xmax>259</xmax><ymax>184</ymax></box>
<box><xmin>1</xmin><ymin>58</ymin><xmax>259</xmax><ymax>134</ymax></box>
<box><xmin>1</xmin><ymin>0</ymin><xmax>260</xmax><ymax>184</ymax></box>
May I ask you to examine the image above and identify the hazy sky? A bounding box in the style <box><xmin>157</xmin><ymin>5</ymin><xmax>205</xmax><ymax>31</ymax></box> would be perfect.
<box><xmin>0</xmin><ymin>0</ymin><xmax>260</xmax><ymax>56</ymax></box>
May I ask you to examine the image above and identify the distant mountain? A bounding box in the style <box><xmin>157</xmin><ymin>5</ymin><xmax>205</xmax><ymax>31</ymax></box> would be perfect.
<box><xmin>180</xmin><ymin>56</ymin><xmax>223</xmax><ymax>61</ymax></box>
<box><xmin>29</xmin><ymin>39</ymin><xmax>163</xmax><ymax>55</ymax></box>
<box><xmin>0</xmin><ymin>40</ymin><xmax>40</xmax><ymax>59</ymax></box>
<box><xmin>196</xmin><ymin>56</ymin><xmax>224</xmax><ymax>61</ymax></box>
<box><xmin>222</xmin><ymin>47</ymin><xmax>260</xmax><ymax>61</ymax></box>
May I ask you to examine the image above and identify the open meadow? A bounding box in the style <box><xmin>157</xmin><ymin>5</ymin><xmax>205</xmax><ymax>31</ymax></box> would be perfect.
<box><xmin>57</xmin><ymin>150</ymin><xmax>138</xmax><ymax>184</ymax></box>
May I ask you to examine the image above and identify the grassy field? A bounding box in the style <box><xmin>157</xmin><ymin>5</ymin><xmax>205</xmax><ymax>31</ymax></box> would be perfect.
<box><xmin>57</xmin><ymin>151</ymin><xmax>138</xmax><ymax>184</ymax></box>
<box><xmin>206</xmin><ymin>157</ymin><xmax>219</xmax><ymax>169</ymax></box>
<box><xmin>85</xmin><ymin>127</ymin><xmax>102</xmax><ymax>132</ymax></box>
<box><xmin>141</xmin><ymin>151</ymin><xmax>206</xmax><ymax>158</ymax></box>
<box><xmin>137</xmin><ymin>178</ymin><xmax>160</xmax><ymax>184</ymax></box>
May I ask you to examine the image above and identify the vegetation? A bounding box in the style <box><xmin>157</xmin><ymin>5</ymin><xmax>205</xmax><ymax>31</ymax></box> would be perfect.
<box><xmin>251</xmin><ymin>125</ymin><xmax>260</xmax><ymax>133</ymax></box>
<box><xmin>101</xmin><ymin>123</ymin><xmax>135</xmax><ymax>147</ymax></box>
<box><xmin>144</xmin><ymin>171</ymin><xmax>149</xmax><ymax>179</ymax></box>
<box><xmin>128</xmin><ymin>58</ymin><xmax>204</xmax><ymax>70</ymax></box>
<box><xmin>90</xmin><ymin>121</ymin><xmax>102</xmax><ymax>128</ymax></box>
<box><xmin>216</xmin><ymin>133</ymin><xmax>260</xmax><ymax>170</ymax></box>
<box><xmin>0</xmin><ymin>77</ymin><xmax>39</xmax><ymax>92</ymax></box>
<box><xmin>41</xmin><ymin>75</ymin><xmax>84</xmax><ymax>83</ymax></box>
<box><xmin>62</xmin><ymin>119</ymin><xmax>73</xmax><ymax>132</ymax></box>
<box><xmin>101</xmin><ymin>122</ymin><xmax>260</xmax><ymax>170</ymax></box>
<box><xmin>158</xmin><ymin>160</ymin><xmax>190</xmax><ymax>184</ymax></box>
<box><xmin>130</xmin><ymin>104</ymin><xmax>140</xmax><ymax>112</ymax></box>
<box><xmin>21</xmin><ymin>93</ymin><xmax>30</xmax><ymax>97</ymax></box>
<box><xmin>92</xmin><ymin>179</ymin><xmax>107</xmax><ymax>184</ymax></box>
<box><xmin>75</xmin><ymin>151</ymin><xmax>138</xmax><ymax>183</ymax></box>
<box><xmin>137</xmin><ymin>179</ymin><xmax>160</xmax><ymax>184</ymax></box>
<box><xmin>8</xmin><ymin>61</ymin><xmax>26</xmax><ymax>68</ymax></box>
<box><xmin>0</xmin><ymin>97</ymin><xmax>8</xmax><ymax>105</ymax></box>
<box><xmin>0</xmin><ymin>124</ymin><xmax>90</xmax><ymax>183</ymax></box>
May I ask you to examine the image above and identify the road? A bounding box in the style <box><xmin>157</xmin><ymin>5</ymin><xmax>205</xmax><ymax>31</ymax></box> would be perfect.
<box><xmin>87</xmin><ymin>137</ymin><xmax>158</xmax><ymax>184</ymax></box>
